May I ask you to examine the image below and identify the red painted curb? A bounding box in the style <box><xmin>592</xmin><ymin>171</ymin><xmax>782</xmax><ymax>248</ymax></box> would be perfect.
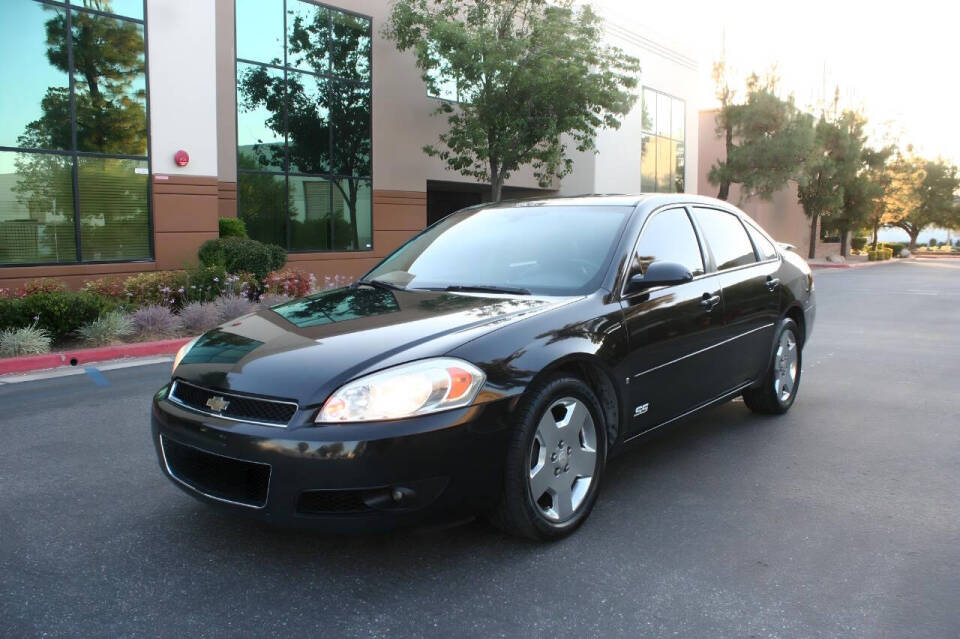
<box><xmin>810</xmin><ymin>263</ymin><xmax>852</xmax><ymax>269</ymax></box>
<box><xmin>0</xmin><ymin>337</ymin><xmax>192</xmax><ymax>376</ymax></box>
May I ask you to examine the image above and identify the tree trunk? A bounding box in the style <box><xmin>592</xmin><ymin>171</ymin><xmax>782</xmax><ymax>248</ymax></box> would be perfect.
<box><xmin>908</xmin><ymin>230</ymin><xmax>920</xmax><ymax>251</ymax></box>
<box><xmin>489</xmin><ymin>158</ymin><xmax>502</xmax><ymax>202</ymax></box>
<box><xmin>717</xmin><ymin>180</ymin><xmax>730</xmax><ymax>201</ymax></box>
<box><xmin>808</xmin><ymin>213</ymin><xmax>819</xmax><ymax>260</ymax></box>
<box><xmin>872</xmin><ymin>221</ymin><xmax>880</xmax><ymax>250</ymax></box>
<box><xmin>839</xmin><ymin>228</ymin><xmax>849</xmax><ymax>258</ymax></box>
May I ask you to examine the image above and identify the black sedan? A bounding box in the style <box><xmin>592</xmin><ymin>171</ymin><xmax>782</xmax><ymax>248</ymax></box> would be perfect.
<box><xmin>152</xmin><ymin>194</ymin><xmax>815</xmax><ymax>540</ymax></box>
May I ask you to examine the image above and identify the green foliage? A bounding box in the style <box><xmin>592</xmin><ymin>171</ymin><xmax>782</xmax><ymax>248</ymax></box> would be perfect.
<box><xmin>122</xmin><ymin>271</ymin><xmax>190</xmax><ymax>308</ymax></box>
<box><xmin>219</xmin><ymin>217</ymin><xmax>248</xmax><ymax>239</ymax></box>
<box><xmin>0</xmin><ymin>292</ymin><xmax>117</xmax><ymax>342</ymax></box>
<box><xmin>76</xmin><ymin>310</ymin><xmax>134</xmax><ymax>346</ymax></box>
<box><xmin>850</xmin><ymin>237</ymin><xmax>868</xmax><ymax>251</ymax></box>
<box><xmin>0</xmin><ymin>324</ymin><xmax>52</xmax><ymax>357</ymax></box>
<box><xmin>384</xmin><ymin>0</ymin><xmax>640</xmax><ymax>200</ymax></box>
<box><xmin>198</xmin><ymin>237</ymin><xmax>286</xmax><ymax>280</ymax></box>
<box><xmin>893</xmin><ymin>159</ymin><xmax>960</xmax><ymax>248</ymax></box>
<box><xmin>709</xmin><ymin>69</ymin><xmax>815</xmax><ymax>201</ymax></box>
<box><xmin>884</xmin><ymin>242</ymin><xmax>906</xmax><ymax>257</ymax></box>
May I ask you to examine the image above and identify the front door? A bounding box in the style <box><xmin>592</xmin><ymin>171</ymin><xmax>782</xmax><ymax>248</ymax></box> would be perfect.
<box><xmin>620</xmin><ymin>207</ymin><xmax>726</xmax><ymax>435</ymax></box>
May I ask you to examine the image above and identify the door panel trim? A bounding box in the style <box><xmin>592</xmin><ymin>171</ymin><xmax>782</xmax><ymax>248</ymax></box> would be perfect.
<box><xmin>630</xmin><ymin>322</ymin><xmax>774</xmax><ymax>379</ymax></box>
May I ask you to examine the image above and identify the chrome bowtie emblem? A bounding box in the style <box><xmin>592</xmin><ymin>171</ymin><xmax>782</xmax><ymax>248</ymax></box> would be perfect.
<box><xmin>205</xmin><ymin>395</ymin><xmax>230</xmax><ymax>412</ymax></box>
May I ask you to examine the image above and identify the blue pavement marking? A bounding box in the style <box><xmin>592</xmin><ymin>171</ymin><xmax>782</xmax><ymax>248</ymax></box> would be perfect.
<box><xmin>83</xmin><ymin>366</ymin><xmax>110</xmax><ymax>387</ymax></box>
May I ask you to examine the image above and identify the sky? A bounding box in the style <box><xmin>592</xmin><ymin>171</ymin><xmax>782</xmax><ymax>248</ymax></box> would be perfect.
<box><xmin>595</xmin><ymin>0</ymin><xmax>960</xmax><ymax>168</ymax></box>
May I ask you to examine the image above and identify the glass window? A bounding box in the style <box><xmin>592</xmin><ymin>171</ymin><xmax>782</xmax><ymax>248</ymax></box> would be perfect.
<box><xmin>237</xmin><ymin>1</ymin><xmax>372</xmax><ymax>253</ymax></box>
<box><xmin>236</xmin><ymin>0</ymin><xmax>284</xmax><ymax>65</ymax></box>
<box><xmin>77</xmin><ymin>157</ymin><xmax>150</xmax><ymax>261</ymax></box>
<box><xmin>631</xmin><ymin>208</ymin><xmax>704</xmax><ymax>279</ymax></box>
<box><xmin>745</xmin><ymin>222</ymin><xmax>778</xmax><ymax>260</ymax></box>
<box><xmin>640</xmin><ymin>88</ymin><xmax>685</xmax><ymax>194</ymax></box>
<box><xmin>0</xmin><ymin>1</ymin><xmax>149</xmax><ymax>266</ymax></box>
<box><xmin>366</xmin><ymin>206</ymin><xmax>633</xmax><ymax>296</ymax></box>
<box><xmin>693</xmin><ymin>208</ymin><xmax>757</xmax><ymax>270</ymax></box>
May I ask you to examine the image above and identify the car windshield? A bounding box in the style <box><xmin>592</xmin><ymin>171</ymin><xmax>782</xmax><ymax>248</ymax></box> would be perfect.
<box><xmin>364</xmin><ymin>205</ymin><xmax>633</xmax><ymax>296</ymax></box>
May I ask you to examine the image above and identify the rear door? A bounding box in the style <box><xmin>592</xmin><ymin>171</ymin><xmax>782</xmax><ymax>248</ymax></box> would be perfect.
<box><xmin>619</xmin><ymin>207</ymin><xmax>726</xmax><ymax>435</ymax></box>
<box><xmin>690</xmin><ymin>207</ymin><xmax>781</xmax><ymax>389</ymax></box>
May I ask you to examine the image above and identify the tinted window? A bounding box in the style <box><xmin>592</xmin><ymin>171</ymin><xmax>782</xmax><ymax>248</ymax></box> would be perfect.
<box><xmin>365</xmin><ymin>206</ymin><xmax>632</xmax><ymax>296</ymax></box>
<box><xmin>631</xmin><ymin>208</ymin><xmax>704</xmax><ymax>278</ymax></box>
<box><xmin>693</xmin><ymin>208</ymin><xmax>757</xmax><ymax>270</ymax></box>
<box><xmin>744</xmin><ymin>223</ymin><xmax>778</xmax><ymax>260</ymax></box>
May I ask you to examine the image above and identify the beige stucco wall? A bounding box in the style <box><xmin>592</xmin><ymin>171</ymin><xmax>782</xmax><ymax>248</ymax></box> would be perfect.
<box><xmin>697</xmin><ymin>109</ymin><xmax>837</xmax><ymax>258</ymax></box>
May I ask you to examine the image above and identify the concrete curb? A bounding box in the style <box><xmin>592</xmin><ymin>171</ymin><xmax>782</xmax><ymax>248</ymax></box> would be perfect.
<box><xmin>0</xmin><ymin>337</ymin><xmax>192</xmax><ymax>375</ymax></box>
<box><xmin>810</xmin><ymin>258</ymin><xmax>915</xmax><ymax>270</ymax></box>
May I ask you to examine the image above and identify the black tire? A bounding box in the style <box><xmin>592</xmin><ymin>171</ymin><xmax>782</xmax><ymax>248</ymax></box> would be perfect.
<box><xmin>488</xmin><ymin>375</ymin><xmax>607</xmax><ymax>541</ymax></box>
<box><xmin>743</xmin><ymin>318</ymin><xmax>802</xmax><ymax>415</ymax></box>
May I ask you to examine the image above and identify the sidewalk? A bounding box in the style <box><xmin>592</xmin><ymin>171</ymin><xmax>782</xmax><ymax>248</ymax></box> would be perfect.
<box><xmin>808</xmin><ymin>255</ymin><xmax>914</xmax><ymax>270</ymax></box>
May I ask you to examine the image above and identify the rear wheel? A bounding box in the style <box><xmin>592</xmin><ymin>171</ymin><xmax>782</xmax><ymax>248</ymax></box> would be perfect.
<box><xmin>489</xmin><ymin>375</ymin><xmax>606</xmax><ymax>540</ymax></box>
<box><xmin>743</xmin><ymin>318</ymin><xmax>802</xmax><ymax>414</ymax></box>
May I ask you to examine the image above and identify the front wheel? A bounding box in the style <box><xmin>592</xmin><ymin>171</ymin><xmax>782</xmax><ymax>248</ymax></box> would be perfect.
<box><xmin>489</xmin><ymin>376</ymin><xmax>606</xmax><ymax>541</ymax></box>
<box><xmin>743</xmin><ymin>318</ymin><xmax>802</xmax><ymax>414</ymax></box>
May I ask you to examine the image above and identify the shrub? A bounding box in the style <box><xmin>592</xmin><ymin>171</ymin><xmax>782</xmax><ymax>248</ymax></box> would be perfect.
<box><xmin>318</xmin><ymin>273</ymin><xmax>354</xmax><ymax>291</ymax></box>
<box><xmin>219</xmin><ymin>217</ymin><xmax>248</xmax><ymax>238</ymax></box>
<box><xmin>123</xmin><ymin>271</ymin><xmax>190</xmax><ymax>308</ymax></box>
<box><xmin>22</xmin><ymin>278</ymin><xmax>67</xmax><ymax>296</ymax></box>
<box><xmin>263</xmin><ymin>268</ymin><xmax>316</xmax><ymax>298</ymax></box>
<box><xmin>258</xmin><ymin>293</ymin><xmax>292</xmax><ymax>308</ymax></box>
<box><xmin>214</xmin><ymin>294</ymin><xmax>257</xmax><ymax>322</ymax></box>
<box><xmin>132</xmin><ymin>304</ymin><xmax>182</xmax><ymax>338</ymax></box>
<box><xmin>885</xmin><ymin>242</ymin><xmax>906</xmax><ymax>258</ymax></box>
<box><xmin>76</xmin><ymin>311</ymin><xmax>134</xmax><ymax>346</ymax></box>
<box><xmin>0</xmin><ymin>291</ymin><xmax>117</xmax><ymax>341</ymax></box>
<box><xmin>183</xmin><ymin>264</ymin><xmax>228</xmax><ymax>303</ymax></box>
<box><xmin>0</xmin><ymin>324</ymin><xmax>52</xmax><ymax>357</ymax></box>
<box><xmin>81</xmin><ymin>276</ymin><xmax>127</xmax><ymax>300</ymax></box>
<box><xmin>850</xmin><ymin>237</ymin><xmax>868</xmax><ymax>252</ymax></box>
<box><xmin>179</xmin><ymin>302</ymin><xmax>221</xmax><ymax>334</ymax></box>
<box><xmin>198</xmin><ymin>237</ymin><xmax>286</xmax><ymax>279</ymax></box>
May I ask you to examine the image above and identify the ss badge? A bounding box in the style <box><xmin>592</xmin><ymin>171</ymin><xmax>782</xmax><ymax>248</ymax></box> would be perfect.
<box><xmin>634</xmin><ymin>403</ymin><xmax>649</xmax><ymax>417</ymax></box>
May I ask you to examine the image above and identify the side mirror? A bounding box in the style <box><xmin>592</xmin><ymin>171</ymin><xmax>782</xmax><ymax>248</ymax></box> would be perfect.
<box><xmin>626</xmin><ymin>261</ymin><xmax>693</xmax><ymax>293</ymax></box>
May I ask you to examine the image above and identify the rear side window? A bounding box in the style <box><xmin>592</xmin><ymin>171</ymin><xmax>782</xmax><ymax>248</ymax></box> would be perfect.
<box><xmin>631</xmin><ymin>208</ymin><xmax>704</xmax><ymax>278</ymax></box>
<box><xmin>744</xmin><ymin>223</ymin><xmax>778</xmax><ymax>261</ymax></box>
<box><xmin>692</xmin><ymin>208</ymin><xmax>757</xmax><ymax>270</ymax></box>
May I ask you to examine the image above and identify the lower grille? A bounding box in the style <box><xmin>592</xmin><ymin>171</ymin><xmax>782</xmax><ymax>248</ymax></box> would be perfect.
<box><xmin>160</xmin><ymin>436</ymin><xmax>270</xmax><ymax>508</ymax></box>
<box><xmin>297</xmin><ymin>490</ymin><xmax>371</xmax><ymax>514</ymax></box>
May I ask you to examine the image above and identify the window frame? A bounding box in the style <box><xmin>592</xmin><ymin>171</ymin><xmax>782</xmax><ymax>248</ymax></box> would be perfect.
<box><xmin>640</xmin><ymin>87</ymin><xmax>686</xmax><ymax>195</ymax></box>
<box><xmin>741</xmin><ymin>217</ymin><xmax>781</xmax><ymax>264</ymax></box>
<box><xmin>621</xmin><ymin>205</ymin><xmax>708</xmax><ymax>299</ymax></box>
<box><xmin>0</xmin><ymin>0</ymin><xmax>153</xmax><ymax>267</ymax></box>
<box><xmin>233</xmin><ymin>0</ymin><xmax>374</xmax><ymax>254</ymax></box>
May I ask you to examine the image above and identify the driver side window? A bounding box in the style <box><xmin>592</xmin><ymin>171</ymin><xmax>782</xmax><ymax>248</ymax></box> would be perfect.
<box><xmin>631</xmin><ymin>208</ymin><xmax>705</xmax><ymax>278</ymax></box>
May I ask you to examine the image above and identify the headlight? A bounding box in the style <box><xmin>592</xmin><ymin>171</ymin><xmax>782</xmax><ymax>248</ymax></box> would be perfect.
<box><xmin>172</xmin><ymin>337</ymin><xmax>199</xmax><ymax>374</ymax></box>
<box><xmin>316</xmin><ymin>357</ymin><xmax>486</xmax><ymax>423</ymax></box>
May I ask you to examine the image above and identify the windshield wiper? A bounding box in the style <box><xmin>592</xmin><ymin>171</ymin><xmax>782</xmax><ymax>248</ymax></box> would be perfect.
<box><xmin>353</xmin><ymin>278</ymin><xmax>406</xmax><ymax>292</ymax></box>
<box><xmin>419</xmin><ymin>284</ymin><xmax>531</xmax><ymax>296</ymax></box>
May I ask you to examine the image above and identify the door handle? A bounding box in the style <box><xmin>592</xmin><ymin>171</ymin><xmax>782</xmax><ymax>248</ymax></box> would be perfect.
<box><xmin>700</xmin><ymin>293</ymin><xmax>721</xmax><ymax>311</ymax></box>
<box><xmin>765</xmin><ymin>277</ymin><xmax>780</xmax><ymax>291</ymax></box>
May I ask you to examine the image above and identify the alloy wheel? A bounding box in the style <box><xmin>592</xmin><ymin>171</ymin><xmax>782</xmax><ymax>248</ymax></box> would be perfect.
<box><xmin>773</xmin><ymin>330</ymin><xmax>798</xmax><ymax>402</ymax></box>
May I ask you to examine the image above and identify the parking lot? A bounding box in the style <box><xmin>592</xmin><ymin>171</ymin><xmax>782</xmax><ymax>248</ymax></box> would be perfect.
<box><xmin>2</xmin><ymin>260</ymin><xmax>958</xmax><ymax>638</ymax></box>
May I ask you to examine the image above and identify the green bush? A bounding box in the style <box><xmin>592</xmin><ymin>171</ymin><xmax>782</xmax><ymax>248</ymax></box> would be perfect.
<box><xmin>885</xmin><ymin>242</ymin><xmax>906</xmax><ymax>257</ymax></box>
<box><xmin>198</xmin><ymin>237</ymin><xmax>286</xmax><ymax>280</ymax></box>
<box><xmin>0</xmin><ymin>291</ymin><xmax>118</xmax><ymax>342</ymax></box>
<box><xmin>123</xmin><ymin>271</ymin><xmax>190</xmax><ymax>308</ymax></box>
<box><xmin>850</xmin><ymin>237</ymin><xmax>868</xmax><ymax>251</ymax></box>
<box><xmin>76</xmin><ymin>311</ymin><xmax>134</xmax><ymax>346</ymax></box>
<box><xmin>219</xmin><ymin>217</ymin><xmax>248</xmax><ymax>238</ymax></box>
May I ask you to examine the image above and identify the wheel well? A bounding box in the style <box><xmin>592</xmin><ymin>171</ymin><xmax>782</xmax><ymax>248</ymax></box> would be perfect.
<box><xmin>537</xmin><ymin>358</ymin><xmax>621</xmax><ymax>447</ymax></box>
<box><xmin>785</xmin><ymin>305</ymin><xmax>805</xmax><ymax>346</ymax></box>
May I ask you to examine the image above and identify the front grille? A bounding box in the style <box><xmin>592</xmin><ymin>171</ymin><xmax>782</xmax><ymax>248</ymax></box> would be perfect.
<box><xmin>297</xmin><ymin>490</ymin><xmax>371</xmax><ymax>514</ymax></box>
<box><xmin>160</xmin><ymin>436</ymin><xmax>270</xmax><ymax>508</ymax></box>
<box><xmin>168</xmin><ymin>380</ymin><xmax>298</xmax><ymax>426</ymax></box>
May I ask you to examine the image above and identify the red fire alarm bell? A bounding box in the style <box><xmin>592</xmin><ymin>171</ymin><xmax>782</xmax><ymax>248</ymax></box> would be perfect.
<box><xmin>174</xmin><ymin>150</ymin><xmax>189</xmax><ymax>167</ymax></box>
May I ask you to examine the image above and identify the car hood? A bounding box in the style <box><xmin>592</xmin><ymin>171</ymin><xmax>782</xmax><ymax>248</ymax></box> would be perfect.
<box><xmin>175</xmin><ymin>286</ymin><xmax>574</xmax><ymax>407</ymax></box>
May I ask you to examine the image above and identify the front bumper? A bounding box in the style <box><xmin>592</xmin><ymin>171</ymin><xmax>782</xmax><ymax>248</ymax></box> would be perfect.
<box><xmin>151</xmin><ymin>385</ymin><xmax>514</xmax><ymax>531</ymax></box>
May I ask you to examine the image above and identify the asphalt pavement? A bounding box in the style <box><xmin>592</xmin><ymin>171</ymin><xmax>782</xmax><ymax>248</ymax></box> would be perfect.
<box><xmin>1</xmin><ymin>259</ymin><xmax>958</xmax><ymax>638</ymax></box>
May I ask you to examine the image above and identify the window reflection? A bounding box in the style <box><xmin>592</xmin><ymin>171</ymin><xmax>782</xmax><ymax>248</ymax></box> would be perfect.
<box><xmin>632</xmin><ymin>208</ymin><xmax>704</xmax><ymax>278</ymax></box>
<box><xmin>236</xmin><ymin>0</ymin><xmax>284</xmax><ymax>65</ymax></box>
<box><xmin>272</xmin><ymin>286</ymin><xmax>399</xmax><ymax>328</ymax></box>
<box><xmin>0</xmin><ymin>1</ymin><xmax>149</xmax><ymax>265</ymax></box>
<box><xmin>237</xmin><ymin>1</ymin><xmax>372</xmax><ymax>253</ymax></box>
<box><xmin>640</xmin><ymin>88</ymin><xmax>685</xmax><ymax>194</ymax></box>
<box><xmin>692</xmin><ymin>208</ymin><xmax>758</xmax><ymax>270</ymax></box>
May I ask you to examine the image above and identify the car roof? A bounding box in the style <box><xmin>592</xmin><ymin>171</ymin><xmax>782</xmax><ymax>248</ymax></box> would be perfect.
<box><xmin>472</xmin><ymin>193</ymin><xmax>739</xmax><ymax>211</ymax></box>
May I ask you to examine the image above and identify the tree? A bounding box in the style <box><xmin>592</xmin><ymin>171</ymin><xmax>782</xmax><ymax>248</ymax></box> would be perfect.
<box><xmin>796</xmin><ymin>115</ymin><xmax>845</xmax><ymax>259</ymax></box>
<box><xmin>866</xmin><ymin>151</ymin><xmax>924</xmax><ymax>249</ymax></box>
<box><xmin>708</xmin><ymin>69</ymin><xmax>814</xmax><ymax>201</ymax></box>
<box><xmin>384</xmin><ymin>0</ymin><xmax>639</xmax><ymax>201</ymax></box>
<box><xmin>894</xmin><ymin>158</ymin><xmax>960</xmax><ymax>250</ymax></box>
